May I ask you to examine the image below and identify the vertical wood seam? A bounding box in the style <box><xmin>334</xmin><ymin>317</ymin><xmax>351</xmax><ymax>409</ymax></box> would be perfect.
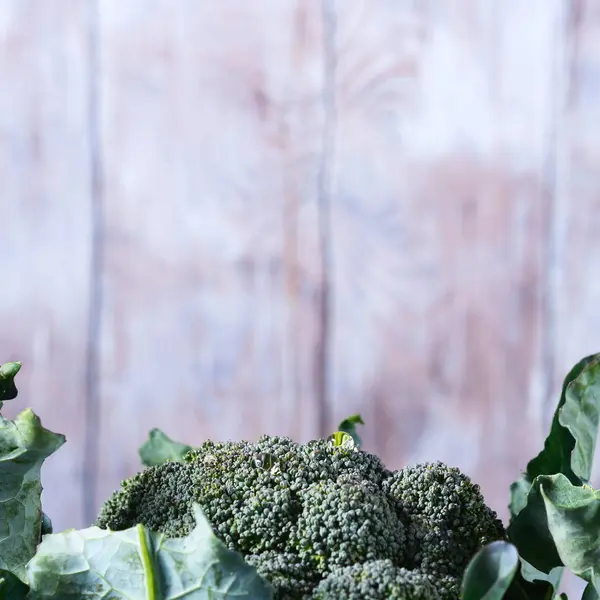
<box><xmin>540</xmin><ymin>7</ymin><xmax>560</xmax><ymax>425</ymax></box>
<box><xmin>316</xmin><ymin>0</ymin><xmax>337</xmax><ymax>437</ymax></box>
<box><xmin>83</xmin><ymin>0</ymin><xmax>104</xmax><ymax>524</ymax></box>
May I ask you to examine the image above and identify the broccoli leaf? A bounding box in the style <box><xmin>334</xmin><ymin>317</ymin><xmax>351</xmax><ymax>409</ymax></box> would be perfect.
<box><xmin>0</xmin><ymin>569</ymin><xmax>28</xmax><ymax>599</ymax></box>
<box><xmin>512</xmin><ymin>560</ymin><xmax>563</xmax><ymax>600</ymax></box>
<box><xmin>0</xmin><ymin>362</ymin><xmax>21</xmax><ymax>406</ymax></box>
<box><xmin>0</xmin><ymin>409</ymin><xmax>65</xmax><ymax>581</ymax></box>
<box><xmin>509</xmin><ymin>354</ymin><xmax>600</xmax><ymax>519</ymax></box>
<box><xmin>507</xmin><ymin>475</ymin><xmax>564</xmax><ymax>574</ymax></box>
<box><xmin>509</xmin><ymin>472</ymin><xmax>600</xmax><ymax>593</ymax></box>
<box><xmin>535</xmin><ymin>475</ymin><xmax>600</xmax><ymax>591</ymax></box>
<box><xmin>337</xmin><ymin>414</ymin><xmax>364</xmax><ymax>448</ymax></box>
<box><xmin>26</xmin><ymin>505</ymin><xmax>274</xmax><ymax>599</ymax></box>
<box><xmin>139</xmin><ymin>428</ymin><xmax>193</xmax><ymax>467</ymax></box>
<box><xmin>461</xmin><ymin>541</ymin><xmax>519</xmax><ymax>600</ymax></box>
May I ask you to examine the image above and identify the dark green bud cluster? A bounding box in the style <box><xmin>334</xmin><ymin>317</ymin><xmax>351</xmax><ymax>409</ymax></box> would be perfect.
<box><xmin>293</xmin><ymin>478</ymin><xmax>405</xmax><ymax>572</ymax></box>
<box><xmin>383</xmin><ymin>461</ymin><xmax>506</xmax><ymax>577</ymax></box>
<box><xmin>245</xmin><ymin>551</ymin><xmax>320</xmax><ymax>600</ymax></box>
<box><xmin>312</xmin><ymin>559</ymin><xmax>440</xmax><ymax>600</ymax></box>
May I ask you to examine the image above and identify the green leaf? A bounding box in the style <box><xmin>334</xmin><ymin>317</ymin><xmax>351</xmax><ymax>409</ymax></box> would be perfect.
<box><xmin>461</xmin><ymin>541</ymin><xmax>519</xmax><ymax>600</ymax></box>
<box><xmin>26</xmin><ymin>505</ymin><xmax>275</xmax><ymax>599</ymax></box>
<box><xmin>519</xmin><ymin>560</ymin><xmax>563</xmax><ymax>591</ymax></box>
<box><xmin>510</xmin><ymin>473</ymin><xmax>600</xmax><ymax>592</ymax></box>
<box><xmin>0</xmin><ymin>362</ymin><xmax>21</xmax><ymax>405</ymax></box>
<box><xmin>537</xmin><ymin>476</ymin><xmax>600</xmax><ymax>589</ymax></box>
<box><xmin>509</xmin><ymin>477</ymin><xmax>533</xmax><ymax>521</ymax></box>
<box><xmin>337</xmin><ymin>414</ymin><xmax>364</xmax><ymax>447</ymax></box>
<box><xmin>0</xmin><ymin>409</ymin><xmax>65</xmax><ymax>581</ymax></box>
<box><xmin>139</xmin><ymin>428</ymin><xmax>193</xmax><ymax>467</ymax></box>
<box><xmin>509</xmin><ymin>354</ymin><xmax>600</xmax><ymax>519</ymax></box>
<box><xmin>513</xmin><ymin>560</ymin><xmax>563</xmax><ymax>600</ymax></box>
<box><xmin>0</xmin><ymin>569</ymin><xmax>28</xmax><ymax>599</ymax></box>
<box><xmin>507</xmin><ymin>475</ymin><xmax>564</xmax><ymax>574</ymax></box>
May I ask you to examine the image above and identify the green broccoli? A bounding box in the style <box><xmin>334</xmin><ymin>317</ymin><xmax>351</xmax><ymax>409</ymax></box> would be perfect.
<box><xmin>292</xmin><ymin>477</ymin><xmax>405</xmax><ymax>572</ymax></box>
<box><xmin>245</xmin><ymin>552</ymin><xmax>320</xmax><ymax>599</ymax></box>
<box><xmin>311</xmin><ymin>559</ymin><xmax>451</xmax><ymax>599</ymax></box>
<box><xmin>96</xmin><ymin>437</ymin><xmax>504</xmax><ymax>599</ymax></box>
<box><xmin>383</xmin><ymin>461</ymin><xmax>506</xmax><ymax>577</ymax></box>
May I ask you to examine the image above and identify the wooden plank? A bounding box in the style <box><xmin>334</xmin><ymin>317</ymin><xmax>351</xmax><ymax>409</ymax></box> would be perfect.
<box><xmin>327</xmin><ymin>0</ymin><xmax>562</xmax><ymax>519</ymax></box>
<box><xmin>96</xmin><ymin>1</ymin><xmax>326</xmax><ymax>519</ymax></box>
<box><xmin>552</xmin><ymin>1</ymin><xmax>600</xmax><ymax>400</ymax></box>
<box><xmin>0</xmin><ymin>1</ymin><xmax>92</xmax><ymax>530</ymax></box>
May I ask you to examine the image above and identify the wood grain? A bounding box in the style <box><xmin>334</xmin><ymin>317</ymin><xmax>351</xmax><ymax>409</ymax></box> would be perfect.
<box><xmin>95</xmin><ymin>1</ymin><xmax>327</xmax><ymax>520</ymax></box>
<box><xmin>327</xmin><ymin>0</ymin><xmax>563</xmax><ymax>520</ymax></box>
<box><xmin>0</xmin><ymin>1</ymin><xmax>92</xmax><ymax>530</ymax></box>
<box><xmin>552</xmin><ymin>0</ymin><xmax>600</xmax><ymax>479</ymax></box>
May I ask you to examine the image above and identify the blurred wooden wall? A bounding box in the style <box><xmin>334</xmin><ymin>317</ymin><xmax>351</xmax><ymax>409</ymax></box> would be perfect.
<box><xmin>1</xmin><ymin>0</ymin><xmax>600</xmax><ymax>539</ymax></box>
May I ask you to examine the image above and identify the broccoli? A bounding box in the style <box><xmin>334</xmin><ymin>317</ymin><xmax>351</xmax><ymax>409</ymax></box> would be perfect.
<box><xmin>383</xmin><ymin>461</ymin><xmax>506</xmax><ymax>577</ymax></box>
<box><xmin>96</xmin><ymin>436</ymin><xmax>504</xmax><ymax>599</ymax></box>
<box><xmin>245</xmin><ymin>552</ymin><xmax>321</xmax><ymax>599</ymax></box>
<box><xmin>292</xmin><ymin>477</ymin><xmax>405</xmax><ymax>572</ymax></box>
<box><xmin>311</xmin><ymin>559</ymin><xmax>453</xmax><ymax>599</ymax></box>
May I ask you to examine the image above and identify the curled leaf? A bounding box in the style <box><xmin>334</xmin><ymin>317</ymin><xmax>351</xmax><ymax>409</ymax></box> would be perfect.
<box><xmin>509</xmin><ymin>472</ymin><xmax>600</xmax><ymax>596</ymax></box>
<box><xmin>337</xmin><ymin>414</ymin><xmax>364</xmax><ymax>448</ymax></box>
<box><xmin>461</xmin><ymin>541</ymin><xmax>519</xmax><ymax>600</ymax></box>
<box><xmin>139</xmin><ymin>428</ymin><xmax>192</xmax><ymax>467</ymax></box>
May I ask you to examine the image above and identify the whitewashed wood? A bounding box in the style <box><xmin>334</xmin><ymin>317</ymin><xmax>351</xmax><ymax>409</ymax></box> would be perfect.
<box><xmin>3</xmin><ymin>3</ymin><xmax>598</xmax><ymax>555</ymax></box>
<box><xmin>552</xmin><ymin>0</ymin><xmax>600</xmax><ymax>401</ymax></box>
<box><xmin>0</xmin><ymin>1</ymin><xmax>92</xmax><ymax>530</ymax></box>
<box><xmin>328</xmin><ymin>0</ymin><xmax>563</xmax><ymax>520</ymax></box>
<box><xmin>96</xmin><ymin>1</ymin><xmax>327</xmax><ymax>517</ymax></box>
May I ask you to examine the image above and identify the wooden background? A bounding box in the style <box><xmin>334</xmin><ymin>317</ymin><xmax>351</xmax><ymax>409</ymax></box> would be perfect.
<box><xmin>1</xmin><ymin>0</ymin><xmax>600</xmax><ymax>559</ymax></box>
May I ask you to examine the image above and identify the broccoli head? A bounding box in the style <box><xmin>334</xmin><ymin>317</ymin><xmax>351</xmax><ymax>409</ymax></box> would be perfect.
<box><xmin>383</xmin><ymin>461</ymin><xmax>506</xmax><ymax>577</ymax></box>
<box><xmin>96</xmin><ymin>437</ymin><xmax>503</xmax><ymax>599</ymax></box>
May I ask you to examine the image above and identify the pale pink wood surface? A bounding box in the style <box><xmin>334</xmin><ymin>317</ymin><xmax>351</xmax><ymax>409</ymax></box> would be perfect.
<box><xmin>327</xmin><ymin>0</ymin><xmax>563</xmax><ymax>519</ymax></box>
<box><xmin>0</xmin><ymin>1</ymin><xmax>93</xmax><ymax>528</ymax></box>
<box><xmin>1</xmin><ymin>5</ymin><xmax>599</xmax><ymax>562</ymax></box>
<box><xmin>96</xmin><ymin>1</ymin><xmax>327</xmax><ymax>519</ymax></box>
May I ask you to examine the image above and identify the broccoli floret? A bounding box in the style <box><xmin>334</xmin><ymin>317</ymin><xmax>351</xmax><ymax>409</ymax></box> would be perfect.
<box><xmin>96</xmin><ymin>437</ymin><xmax>501</xmax><ymax>599</ymax></box>
<box><xmin>383</xmin><ymin>461</ymin><xmax>506</xmax><ymax>577</ymax></box>
<box><xmin>311</xmin><ymin>559</ymin><xmax>441</xmax><ymax>600</ymax></box>
<box><xmin>96</xmin><ymin>460</ymin><xmax>198</xmax><ymax>538</ymax></box>
<box><xmin>293</xmin><ymin>478</ymin><xmax>405</xmax><ymax>572</ymax></box>
<box><xmin>297</xmin><ymin>438</ymin><xmax>391</xmax><ymax>486</ymax></box>
<box><xmin>245</xmin><ymin>551</ymin><xmax>320</xmax><ymax>600</ymax></box>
